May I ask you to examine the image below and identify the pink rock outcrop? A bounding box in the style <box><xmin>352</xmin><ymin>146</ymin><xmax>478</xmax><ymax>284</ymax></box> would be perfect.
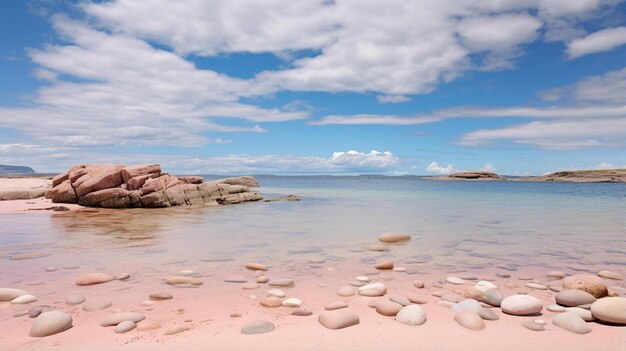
<box><xmin>45</xmin><ymin>164</ymin><xmax>262</xmax><ymax>208</ymax></box>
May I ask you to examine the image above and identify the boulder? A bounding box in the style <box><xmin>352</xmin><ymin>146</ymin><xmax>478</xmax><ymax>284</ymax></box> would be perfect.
<box><xmin>45</xmin><ymin>164</ymin><xmax>263</xmax><ymax>208</ymax></box>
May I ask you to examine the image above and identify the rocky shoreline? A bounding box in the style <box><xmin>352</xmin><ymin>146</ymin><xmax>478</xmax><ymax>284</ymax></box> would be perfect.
<box><xmin>427</xmin><ymin>169</ymin><xmax>626</xmax><ymax>183</ymax></box>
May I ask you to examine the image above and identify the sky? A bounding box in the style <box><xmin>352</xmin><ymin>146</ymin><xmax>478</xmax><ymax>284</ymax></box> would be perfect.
<box><xmin>0</xmin><ymin>0</ymin><xmax>625</xmax><ymax>175</ymax></box>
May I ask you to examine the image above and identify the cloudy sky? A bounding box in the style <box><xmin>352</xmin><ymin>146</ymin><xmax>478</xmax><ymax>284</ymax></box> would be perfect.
<box><xmin>1</xmin><ymin>0</ymin><xmax>625</xmax><ymax>175</ymax></box>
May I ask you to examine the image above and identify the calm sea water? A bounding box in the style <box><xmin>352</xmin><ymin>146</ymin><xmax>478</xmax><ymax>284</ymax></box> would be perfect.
<box><xmin>1</xmin><ymin>176</ymin><xmax>624</xmax><ymax>276</ymax></box>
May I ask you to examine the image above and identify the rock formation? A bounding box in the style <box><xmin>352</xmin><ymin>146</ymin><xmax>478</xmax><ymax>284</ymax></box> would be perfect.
<box><xmin>516</xmin><ymin>169</ymin><xmax>626</xmax><ymax>183</ymax></box>
<box><xmin>449</xmin><ymin>172</ymin><xmax>503</xmax><ymax>180</ymax></box>
<box><xmin>45</xmin><ymin>164</ymin><xmax>262</xmax><ymax>208</ymax></box>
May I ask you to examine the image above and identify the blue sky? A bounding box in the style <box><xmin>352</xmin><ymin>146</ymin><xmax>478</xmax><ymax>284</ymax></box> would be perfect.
<box><xmin>1</xmin><ymin>0</ymin><xmax>625</xmax><ymax>175</ymax></box>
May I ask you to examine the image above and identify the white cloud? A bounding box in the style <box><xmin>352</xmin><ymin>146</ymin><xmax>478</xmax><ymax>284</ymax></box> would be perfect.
<box><xmin>567</xmin><ymin>27</ymin><xmax>626</xmax><ymax>58</ymax></box>
<box><xmin>480</xmin><ymin>163</ymin><xmax>497</xmax><ymax>172</ymax></box>
<box><xmin>377</xmin><ymin>95</ymin><xmax>411</xmax><ymax>104</ymax></box>
<box><xmin>330</xmin><ymin>150</ymin><xmax>398</xmax><ymax>169</ymax></box>
<box><xmin>426</xmin><ymin>161</ymin><xmax>457</xmax><ymax>175</ymax></box>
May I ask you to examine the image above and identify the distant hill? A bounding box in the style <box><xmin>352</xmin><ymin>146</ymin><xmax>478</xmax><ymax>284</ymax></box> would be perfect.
<box><xmin>0</xmin><ymin>164</ymin><xmax>36</xmax><ymax>174</ymax></box>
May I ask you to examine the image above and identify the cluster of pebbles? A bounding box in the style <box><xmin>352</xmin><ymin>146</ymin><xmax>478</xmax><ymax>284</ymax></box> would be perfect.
<box><xmin>1</xmin><ymin>232</ymin><xmax>625</xmax><ymax>342</ymax></box>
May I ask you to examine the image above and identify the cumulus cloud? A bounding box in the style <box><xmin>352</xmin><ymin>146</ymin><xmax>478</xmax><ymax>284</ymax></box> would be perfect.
<box><xmin>330</xmin><ymin>150</ymin><xmax>398</xmax><ymax>169</ymax></box>
<box><xmin>377</xmin><ymin>95</ymin><xmax>411</xmax><ymax>104</ymax></box>
<box><xmin>567</xmin><ymin>27</ymin><xmax>626</xmax><ymax>58</ymax></box>
<box><xmin>480</xmin><ymin>163</ymin><xmax>497</xmax><ymax>172</ymax></box>
<box><xmin>426</xmin><ymin>161</ymin><xmax>457</xmax><ymax>175</ymax></box>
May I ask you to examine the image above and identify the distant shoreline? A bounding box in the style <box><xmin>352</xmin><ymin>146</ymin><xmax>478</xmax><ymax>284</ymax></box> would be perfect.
<box><xmin>425</xmin><ymin>169</ymin><xmax>626</xmax><ymax>183</ymax></box>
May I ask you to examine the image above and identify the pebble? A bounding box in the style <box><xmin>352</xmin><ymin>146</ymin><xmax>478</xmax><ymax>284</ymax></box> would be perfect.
<box><xmin>378</xmin><ymin>232</ymin><xmax>411</xmax><ymax>243</ymax></box>
<box><xmin>395</xmin><ymin>305</ymin><xmax>427</xmax><ymax>326</ymax></box>
<box><xmin>11</xmin><ymin>295</ymin><xmax>37</xmax><ymax>304</ymax></box>
<box><xmin>362</xmin><ymin>244</ymin><xmax>390</xmax><ymax>252</ymax></box>
<box><xmin>547</xmin><ymin>304</ymin><xmax>567</xmax><ymax>312</ymax></box>
<box><xmin>389</xmin><ymin>294</ymin><xmax>411</xmax><ymax>306</ymax></box>
<box><xmin>0</xmin><ymin>288</ymin><xmax>29</xmax><ymax>301</ymax></box>
<box><xmin>318</xmin><ymin>310</ymin><xmax>360</xmax><ymax>329</ymax></box>
<box><xmin>260</xmin><ymin>296</ymin><xmax>282</xmax><ymax>307</ymax></box>
<box><xmin>450</xmin><ymin>299</ymin><xmax>482</xmax><ymax>313</ymax></box>
<box><xmin>478</xmin><ymin>308</ymin><xmax>500</xmax><ymax>320</ymax></box>
<box><xmin>29</xmin><ymin>306</ymin><xmax>46</xmax><ymax>318</ymax></box>
<box><xmin>590</xmin><ymin>297</ymin><xmax>626</xmax><ymax>325</ymax></box>
<box><xmin>141</xmin><ymin>301</ymin><xmax>154</xmax><ymax>306</ymax></box>
<box><xmin>454</xmin><ymin>310</ymin><xmax>485</xmax><ymax>331</ymax></box>
<box><xmin>257</xmin><ymin>275</ymin><xmax>269</xmax><ymax>284</ymax></box>
<box><xmin>441</xmin><ymin>293</ymin><xmax>463</xmax><ymax>303</ymax></box>
<box><xmin>481</xmin><ymin>288</ymin><xmax>504</xmax><ymax>307</ymax></box>
<box><xmin>149</xmin><ymin>292</ymin><xmax>173</xmax><ymax>300</ymax></box>
<box><xmin>553</xmin><ymin>312</ymin><xmax>591</xmax><ymax>334</ymax></box>
<box><xmin>101</xmin><ymin>312</ymin><xmax>145</xmax><ymax>326</ymax></box>
<box><xmin>457</xmin><ymin>286</ymin><xmax>484</xmax><ymax>300</ymax></box>
<box><xmin>45</xmin><ymin>266</ymin><xmax>57</xmax><ymax>272</ymax></box>
<box><xmin>114</xmin><ymin>321</ymin><xmax>136</xmax><ymax>333</ymax></box>
<box><xmin>446</xmin><ymin>276</ymin><xmax>465</xmax><ymax>285</ymax></box>
<box><xmin>282</xmin><ymin>298</ymin><xmax>302</xmax><ymax>307</ymax></box>
<box><xmin>241</xmin><ymin>320</ymin><xmax>275</xmax><ymax>334</ymax></box>
<box><xmin>356</xmin><ymin>276</ymin><xmax>370</xmax><ymax>282</ymax></box>
<box><xmin>292</xmin><ymin>308</ymin><xmax>313</xmax><ymax>316</ymax></box>
<box><xmin>337</xmin><ymin>286</ymin><xmax>355</xmax><ymax>297</ymax></box>
<box><xmin>501</xmin><ymin>295</ymin><xmax>543</xmax><ymax>316</ymax></box>
<box><xmin>521</xmin><ymin>320</ymin><xmax>545</xmax><ymax>331</ymax></box>
<box><xmin>548</xmin><ymin>284</ymin><xmax>564</xmax><ymax>292</ymax></box>
<box><xmin>165</xmin><ymin>276</ymin><xmax>203</xmax><ymax>286</ymax></box>
<box><xmin>393</xmin><ymin>267</ymin><xmax>407</xmax><ymax>272</ymax></box>
<box><xmin>349</xmin><ymin>280</ymin><xmax>366</xmax><ymax>287</ymax></box>
<box><xmin>374</xmin><ymin>260</ymin><xmax>394</xmax><ymax>270</ymax></box>
<box><xmin>525</xmin><ymin>283</ymin><xmax>548</xmax><ymax>290</ymax></box>
<box><xmin>179</xmin><ymin>270</ymin><xmax>196</xmax><ymax>276</ymax></box>
<box><xmin>268</xmin><ymin>278</ymin><xmax>294</xmax><ymax>287</ymax></box>
<box><xmin>164</xmin><ymin>325</ymin><xmax>191</xmax><ymax>335</ymax></box>
<box><xmin>375</xmin><ymin>301</ymin><xmax>403</xmax><ymax>316</ymax></box>
<box><xmin>555</xmin><ymin>289</ymin><xmax>596</xmax><ymax>307</ymax></box>
<box><xmin>325</xmin><ymin>301</ymin><xmax>348</xmax><ymax>310</ymax></box>
<box><xmin>406</xmin><ymin>293</ymin><xmax>428</xmax><ymax>304</ymax></box>
<box><xmin>30</xmin><ymin>311</ymin><xmax>73</xmax><ymax>337</ymax></box>
<box><xmin>245</xmin><ymin>263</ymin><xmax>268</xmax><ymax>271</ymax></box>
<box><xmin>563</xmin><ymin>274</ymin><xmax>607</xmax><ymax>298</ymax></box>
<box><xmin>230</xmin><ymin>313</ymin><xmax>241</xmax><ymax>318</ymax></box>
<box><xmin>597</xmin><ymin>271</ymin><xmax>622</xmax><ymax>280</ymax></box>
<box><xmin>413</xmin><ymin>280</ymin><xmax>425</xmax><ymax>289</ymax></box>
<box><xmin>65</xmin><ymin>294</ymin><xmax>86</xmax><ymax>305</ymax></box>
<box><xmin>565</xmin><ymin>307</ymin><xmax>595</xmax><ymax>322</ymax></box>
<box><xmin>224</xmin><ymin>275</ymin><xmax>248</xmax><ymax>283</ymax></box>
<box><xmin>475</xmin><ymin>281</ymin><xmax>497</xmax><ymax>293</ymax></box>
<box><xmin>136</xmin><ymin>320</ymin><xmax>161</xmax><ymax>331</ymax></box>
<box><xmin>82</xmin><ymin>299</ymin><xmax>113</xmax><ymax>311</ymax></box>
<box><xmin>357</xmin><ymin>283</ymin><xmax>387</xmax><ymax>297</ymax></box>
<box><xmin>267</xmin><ymin>289</ymin><xmax>286</xmax><ymax>298</ymax></box>
<box><xmin>547</xmin><ymin>271</ymin><xmax>566</xmax><ymax>279</ymax></box>
<box><xmin>76</xmin><ymin>273</ymin><xmax>115</xmax><ymax>286</ymax></box>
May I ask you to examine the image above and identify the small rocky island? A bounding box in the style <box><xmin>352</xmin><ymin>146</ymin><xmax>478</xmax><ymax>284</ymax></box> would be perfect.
<box><xmin>45</xmin><ymin>164</ymin><xmax>262</xmax><ymax>208</ymax></box>
<box><xmin>429</xmin><ymin>169</ymin><xmax>626</xmax><ymax>183</ymax></box>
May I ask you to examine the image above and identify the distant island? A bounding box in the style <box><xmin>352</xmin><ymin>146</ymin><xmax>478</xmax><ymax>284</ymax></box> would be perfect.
<box><xmin>0</xmin><ymin>164</ymin><xmax>35</xmax><ymax>174</ymax></box>
<box><xmin>428</xmin><ymin>169</ymin><xmax>626</xmax><ymax>183</ymax></box>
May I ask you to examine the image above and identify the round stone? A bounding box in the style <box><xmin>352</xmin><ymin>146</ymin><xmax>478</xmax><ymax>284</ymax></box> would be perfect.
<box><xmin>481</xmin><ymin>288</ymin><xmax>504</xmax><ymax>307</ymax></box>
<box><xmin>378</xmin><ymin>232</ymin><xmax>411</xmax><ymax>243</ymax></box>
<box><xmin>136</xmin><ymin>320</ymin><xmax>161</xmax><ymax>331</ymax></box>
<box><xmin>245</xmin><ymin>263</ymin><xmax>268</xmax><ymax>271</ymax></box>
<box><xmin>547</xmin><ymin>271</ymin><xmax>566</xmax><ymax>279</ymax></box>
<box><xmin>337</xmin><ymin>286</ymin><xmax>355</xmax><ymax>297</ymax></box>
<box><xmin>395</xmin><ymin>305</ymin><xmax>426</xmax><ymax>326</ymax></box>
<box><xmin>0</xmin><ymin>288</ymin><xmax>28</xmax><ymax>301</ymax></box>
<box><xmin>413</xmin><ymin>280</ymin><xmax>425</xmax><ymax>289</ymax></box>
<box><xmin>389</xmin><ymin>294</ymin><xmax>411</xmax><ymax>306</ymax></box>
<box><xmin>563</xmin><ymin>274</ymin><xmax>608</xmax><ymax>298</ymax></box>
<box><xmin>149</xmin><ymin>292</ymin><xmax>173</xmax><ymax>300</ymax></box>
<box><xmin>597</xmin><ymin>271</ymin><xmax>622</xmax><ymax>280</ymax></box>
<box><xmin>357</xmin><ymin>283</ymin><xmax>387</xmax><ymax>297</ymax></box>
<box><xmin>224</xmin><ymin>275</ymin><xmax>247</xmax><ymax>283</ymax></box>
<box><xmin>451</xmin><ymin>299</ymin><xmax>482</xmax><ymax>313</ymax></box>
<box><xmin>82</xmin><ymin>299</ymin><xmax>112</xmax><ymax>311</ymax></box>
<box><xmin>268</xmin><ymin>278</ymin><xmax>294</xmax><ymax>287</ymax></box>
<box><xmin>256</xmin><ymin>275</ymin><xmax>269</xmax><ymax>284</ymax></box>
<box><xmin>282</xmin><ymin>298</ymin><xmax>302</xmax><ymax>307</ymax></box>
<box><xmin>565</xmin><ymin>307</ymin><xmax>595</xmax><ymax>322</ymax></box>
<box><xmin>406</xmin><ymin>293</ymin><xmax>428</xmax><ymax>304</ymax></box>
<box><xmin>501</xmin><ymin>295</ymin><xmax>543</xmax><ymax>316</ymax></box>
<box><xmin>356</xmin><ymin>276</ymin><xmax>369</xmax><ymax>282</ymax></box>
<box><xmin>30</xmin><ymin>311</ymin><xmax>73</xmax><ymax>337</ymax></box>
<box><xmin>165</xmin><ymin>276</ymin><xmax>203</xmax><ymax>286</ymax></box>
<box><xmin>65</xmin><ymin>294</ymin><xmax>86</xmax><ymax>305</ymax></box>
<box><xmin>292</xmin><ymin>308</ymin><xmax>313</xmax><ymax>316</ymax></box>
<box><xmin>260</xmin><ymin>296</ymin><xmax>282</xmax><ymax>307</ymax></box>
<box><xmin>318</xmin><ymin>310</ymin><xmax>360</xmax><ymax>330</ymax></box>
<box><xmin>241</xmin><ymin>320</ymin><xmax>275</xmax><ymax>334</ymax></box>
<box><xmin>374</xmin><ymin>260</ymin><xmax>394</xmax><ymax>270</ymax></box>
<box><xmin>325</xmin><ymin>301</ymin><xmax>348</xmax><ymax>310</ymax></box>
<box><xmin>454</xmin><ymin>310</ymin><xmax>485</xmax><ymax>331</ymax></box>
<box><xmin>555</xmin><ymin>289</ymin><xmax>596</xmax><ymax>307</ymax></box>
<box><xmin>525</xmin><ymin>283</ymin><xmax>547</xmax><ymax>290</ymax></box>
<box><xmin>478</xmin><ymin>308</ymin><xmax>499</xmax><ymax>320</ymax></box>
<box><xmin>101</xmin><ymin>312</ymin><xmax>145</xmax><ymax>327</ymax></box>
<box><xmin>375</xmin><ymin>301</ymin><xmax>403</xmax><ymax>316</ymax></box>
<box><xmin>11</xmin><ymin>294</ymin><xmax>37</xmax><ymax>304</ymax></box>
<box><xmin>547</xmin><ymin>304</ymin><xmax>567</xmax><ymax>312</ymax></box>
<box><xmin>553</xmin><ymin>312</ymin><xmax>591</xmax><ymax>334</ymax></box>
<box><xmin>76</xmin><ymin>273</ymin><xmax>114</xmax><ymax>286</ymax></box>
<box><xmin>446</xmin><ymin>276</ymin><xmax>465</xmax><ymax>285</ymax></box>
<box><xmin>521</xmin><ymin>320</ymin><xmax>545</xmax><ymax>331</ymax></box>
<box><xmin>114</xmin><ymin>321</ymin><xmax>137</xmax><ymax>333</ymax></box>
<box><xmin>590</xmin><ymin>297</ymin><xmax>626</xmax><ymax>325</ymax></box>
<box><xmin>267</xmin><ymin>289</ymin><xmax>286</xmax><ymax>298</ymax></box>
<box><xmin>475</xmin><ymin>281</ymin><xmax>497</xmax><ymax>293</ymax></box>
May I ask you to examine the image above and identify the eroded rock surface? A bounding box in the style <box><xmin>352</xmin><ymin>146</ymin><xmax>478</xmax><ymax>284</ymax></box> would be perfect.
<box><xmin>45</xmin><ymin>164</ymin><xmax>262</xmax><ymax>208</ymax></box>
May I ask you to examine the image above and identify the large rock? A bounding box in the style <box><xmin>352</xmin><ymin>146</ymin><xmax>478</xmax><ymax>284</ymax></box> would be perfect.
<box><xmin>45</xmin><ymin>164</ymin><xmax>262</xmax><ymax>208</ymax></box>
<box><xmin>590</xmin><ymin>297</ymin><xmax>626</xmax><ymax>325</ymax></box>
<box><xmin>30</xmin><ymin>311</ymin><xmax>73</xmax><ymax>337</ymax></box>
<box><xmin>563</xmin><ymin>275</ymin><xmax>608</xmax><ymax>298</ymax></box>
